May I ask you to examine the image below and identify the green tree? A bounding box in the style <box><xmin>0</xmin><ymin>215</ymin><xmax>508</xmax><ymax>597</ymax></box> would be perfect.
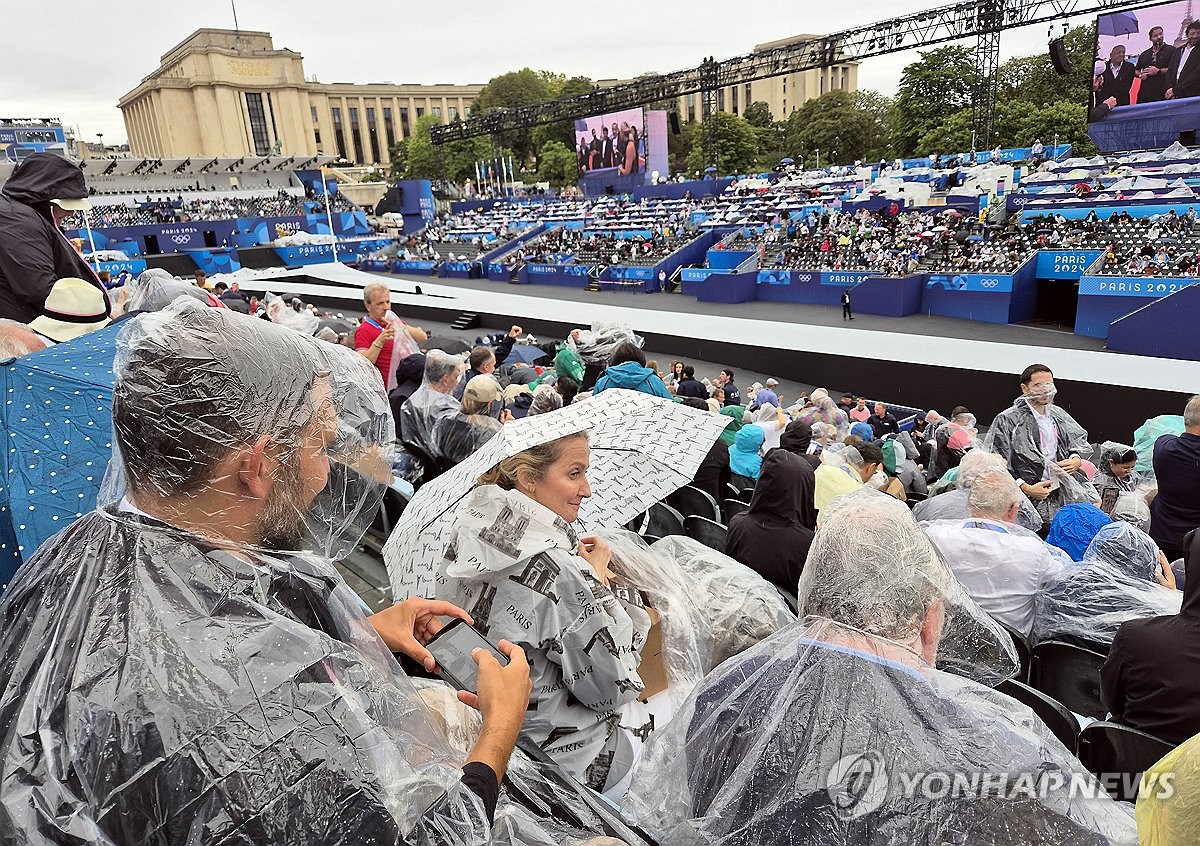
<box><xmin>686</xmin><ymin>112</ymin><xmax>759</xmax><ymax>175</ymax></box>
<box><xmin>403</xmin><ymin>114</ymin><xmax>503</xmax><ymax>183</ymax></box>
<box><xmin>536</xmin><ymin>140</ymin><xmax>579</xmax><ymax>185</ymax></box>
<box><xmin>387</xmin><ymin>139</ymin><xmax>408</xmax><ymax>182</ymax></box>
<box><xmin>996</xmin><ymin>100</ymin><xmax>1097</xmax><ymax>157</ymax></box>
<box><xmin>471</xmin><ymin>68</ymin><xmax>555</xmax><ymax>163</ymax></box>
<box><xmin>403</xmin><ymin>115</ymin><xmax>441</xmax><ymax>179</ymax></box>
<box><xmin>743</xmin><ymin>101</ymin><xmax>775</xmax><ymax>128</ymax></box>
<box><xmin>531</xmin><ymin>75</ymin><xmax>594</xmax><ymax>158</ymax></box>
<box><xmin>889</xmin><ymin>45</ymin><xmax>978</xmax><ymax>156</ymax></box>
<box><xmin>998</xmin><ymin>25</ymin><xmax>1096</xmax><ymax>108</ymax></box>
<box><xmin>783</xmin><ymin>90</ymin><xmax>892</xmax><ymax>166</ymax></box>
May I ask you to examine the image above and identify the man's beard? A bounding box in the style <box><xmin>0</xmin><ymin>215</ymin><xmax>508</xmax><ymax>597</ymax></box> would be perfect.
<box><xmin>258</xmin><ymin>465</ymin><xmax>310</xmax><ymax>551</ymax></box>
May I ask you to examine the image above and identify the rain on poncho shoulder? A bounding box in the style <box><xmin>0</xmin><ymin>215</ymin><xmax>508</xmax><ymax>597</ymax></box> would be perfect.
<box><xmin>622</xmin><ymin>488</ymin><xmax>1136</xmax><ymax>846</ymax></box>
<box><xmin>983</xmin><ymin>396</ymin><xmax>1092</xmax><ymax>494</ymax></box>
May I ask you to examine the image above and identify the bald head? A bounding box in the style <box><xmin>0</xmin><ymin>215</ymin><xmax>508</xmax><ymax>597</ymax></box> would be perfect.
<box><xmin>0</xmin><ymin>319</ymin><xmax>47</xmax><ymax>359</ymax></box>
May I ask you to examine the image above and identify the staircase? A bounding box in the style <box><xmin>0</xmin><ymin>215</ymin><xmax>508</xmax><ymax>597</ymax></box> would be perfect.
<box><xmin>450</xmin><ymin>312</ymin><xmax>480</xmax><ymax>331</ymax></box>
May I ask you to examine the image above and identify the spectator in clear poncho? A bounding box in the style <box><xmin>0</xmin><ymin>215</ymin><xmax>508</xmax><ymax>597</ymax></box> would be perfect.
<box><xmin>984</xmin><ymin>364</ymin><xmax>1094</xmax><ymax>524</ymax></box>
<box><xmin>913</xmin><ymin>449</ymin><xmax>1044</xmax><ymax>533</ymax></box>
<box><xmin>0</xmin><ymin>299</ymin><xmax>574</xmax><ymax>845</ymax></box>
<box><xmin>813</xmin><ymin>442</ymin><xmax>883</xmax><ymax>515</ymax></box>
<box><xmin>1033</xmin><ymin>521</ymin><xmax>1180</xmax><ymax>649</ymax></box>
<box><xmin>120</xmin><ymin>267</ymin><xmax>215</xmax><ymax>315</ymax></box>
<box><xmin>924</xmin><ymin>469</ymin><xmax>1070</xmax><ymax>638</ymax></box>
<box><xmin>931</xmin><ymin>406</ymin><xmax>979</xmax><ymax>480</ymax></box>
<box><xmin>434</xmin><ymin>374</ymin><xmax>510</xmax><ymax>467</ymax></box>
<box><xmin>622</xmin><ymin>488</ymin><xmax>1136</xmax><ymax>845</ymax></box>
<box><xmin>398</xmin><ymin>349</ymin><xmax>467</xmax><ymax>463</ymax></box>
<box><xmin>794</xmin><ymin>387</ymin><xmax>849</xmax><ymax>439</ymax></box>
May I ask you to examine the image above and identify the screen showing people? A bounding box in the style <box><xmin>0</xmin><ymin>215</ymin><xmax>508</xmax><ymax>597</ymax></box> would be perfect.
<box><xmin>1091</xmin><ymin>1</ymin><xmax>1200</xmax><ymax>120</ymax></box>
<box><xmin>576</xmin><ymin>108</ymin><xmax>645</xmax><ymax>176</ymax></box>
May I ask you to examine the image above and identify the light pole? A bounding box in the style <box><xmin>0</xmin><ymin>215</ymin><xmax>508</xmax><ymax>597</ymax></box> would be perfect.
<box><xmin>96</xmin><ymin>133</ymin><xmax>104</xmax><ymax>157</ymax></box>
<box><xmin>816</xmin><ymin>148</ymin><xmax>821</xmax><ymax>169</ymax></box>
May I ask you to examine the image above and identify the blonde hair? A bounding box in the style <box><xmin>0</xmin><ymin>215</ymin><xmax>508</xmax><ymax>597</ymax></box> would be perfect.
<box><xmin>477</xmin><ymin>431</ymin><xmax>588</xmax><ymax>490</ymax></box>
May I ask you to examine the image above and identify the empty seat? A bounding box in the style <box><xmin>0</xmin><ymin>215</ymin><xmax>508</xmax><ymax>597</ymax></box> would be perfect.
<box><xmin>1029</xmin><ymin>641</ymin><xmax>1107</xmax><ymax>720</ymax></box>
<box><xmin>996</xmin><ymin>678</ymin><xmax>1079</xmax><ymax>753</ymax></box>
<box><xmin>722</xmin><ymin>498</ymin><xmax>749</xmax><ymax>523</ymax></box>
<box><xmin>1078</xmin><ymin>721</ymin><xmax>1176</xmax><ymax>801</ymax></box>
<box><xmin>684</xmin><ymin>515</ymin><xmax>728</xmax><ymax>554</ymax></box>
<box><xmin>646</xmin><ymin>502</ymin><xmax>686</xmax><ymax>538</ymax></box>
<box><xmin>668</xmin><ymin>485</ymin><xmax>721</xmax><ymax>522</ymax></box>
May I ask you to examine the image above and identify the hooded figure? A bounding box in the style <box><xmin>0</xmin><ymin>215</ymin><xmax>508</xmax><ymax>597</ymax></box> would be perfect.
<box><xmin>795</xmin><ymin>388</ymin><xmax>849</xmax><ymax>439</ymax></box>
<box><xmin>717</xmin><ymin>404</ymin><xmax>746</xmax><ymax>447</ymax></box>
<box><xmin>593</xmin><ymin>359</ymin><xmax>671</xmax><ymax>399</ymax></box>
<box><xmin>730</xmin><ymin>424</ymin><xmax>766</xmax><ymax>480</ymax></box>
<box><xmin>1045</xmin><ymin>503</ymin><xmax>1113</xmax><ymax>561</ymax></box>
<box><xmin>0</xmin><ymin>299</ymin><xmax>615</xmax><ymax>845</ymax></box>
<box><xmin>1034</xmin><ymin>522</ymin><xmax>1181</xmax><ymax>649</ymax></box>
<box><xmin>1102</xmin><ymin>529</ymin><xmax>1200</xmax><ymax>745</ymax></box>
<box><xmin>397</xmin><ymin>349</ymin><xmax>465</xmax><ymax>464</ymax></box>
<box><xmin>388</xmin><ymin>352</ymin><xmax>427</xmax><ymax>423</ymax></box>
<box><xmin>0</xmin><ymin>153</ymin><xmax>110</xmax><ymax>323</ymax></box>
<box><xmin>123</xmin><ymin>267</ymin><xmax>215</xmax><ymax>314</ymax></box>
<box><xmin>726</xmin><ymin>450</ymin><xmax>816</xmax><ymax>592</ymax></box>
<box><xmin>624</xmin><ymin>489</ymin><xmax>1136</xmax><ymax>845</ymax></box>
<box><xmin>778</xmin><ymin>418</ymin><xmax>821</xmax><ymax>470</ymax></box>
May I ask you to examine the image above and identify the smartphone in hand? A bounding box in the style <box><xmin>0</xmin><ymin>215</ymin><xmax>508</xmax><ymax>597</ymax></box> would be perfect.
<box><xmin>425</xmin><ymin>619</ymin><xmax>510</xmax><ymax>694</ymax></box>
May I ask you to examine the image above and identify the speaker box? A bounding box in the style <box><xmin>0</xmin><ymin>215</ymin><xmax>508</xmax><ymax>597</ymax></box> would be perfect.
<box><xmin>669</xmin><ymin>112</ymin><xmax>682</xmax><ymax>135</ymax></box>
<box><xmin>1049</xmin><ymin>39</ymin><xmax>1072</xmax><ymax>76</ymax></box>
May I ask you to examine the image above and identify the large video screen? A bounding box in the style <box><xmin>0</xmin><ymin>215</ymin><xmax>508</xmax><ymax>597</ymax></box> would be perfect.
<box><xmin>1091</xmin><ymin>1</ymin><xmax>1199</xmax><ymax>121</ymax></box>
<box><xmin>575</xmin><ymin>107</ymin><xmax>646</xmax><ymax>176</ymax></box>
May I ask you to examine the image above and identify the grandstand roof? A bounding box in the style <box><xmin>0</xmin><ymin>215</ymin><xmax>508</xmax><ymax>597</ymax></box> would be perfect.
<box><xmin>75</xmin><ymin>155</ymin><xmax>336</xmax><ymax>177</ymax></box>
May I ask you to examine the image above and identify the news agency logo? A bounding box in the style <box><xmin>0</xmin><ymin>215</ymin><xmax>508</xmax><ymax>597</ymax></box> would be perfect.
<box><xmin>824</xmin><ymin>756</ymin><xmax>1176</xmax><ymax>816</ymax></box>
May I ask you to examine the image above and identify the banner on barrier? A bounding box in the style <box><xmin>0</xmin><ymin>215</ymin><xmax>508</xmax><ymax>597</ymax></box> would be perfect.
<box><xmin>925</xmin><ymin>272</ymin><xmax>1013</xmax><ymax>293</ymax></box>
<box><xmin>1035</xmin><ymin>251</ymin><xmax>1104</xmax><ymax>279</ymax></box>
<box><xmin>527</xmin><ymin>264</ymin><xmax>591</xmax><ymax>277</ymax></box>
<box><xmin>1078</xmin><ymin>277</ymin><xmax>1194</xmax><ymax>297</ymax></box>
<box><xmin>608</xmin><ymin>266</ymin><xmax>655</xmax><ymax>280</ymax></box>
<box><xmin>757</xmin><ymin>269</ymin><xmax>877</xmax><ymax>286</ymax></box>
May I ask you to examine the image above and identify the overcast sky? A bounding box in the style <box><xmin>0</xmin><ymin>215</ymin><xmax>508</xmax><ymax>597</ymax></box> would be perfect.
<box><xmin>0</xmin><ymin>0</ymin><xmax>1072</xmax><ymax>145</ymax></box>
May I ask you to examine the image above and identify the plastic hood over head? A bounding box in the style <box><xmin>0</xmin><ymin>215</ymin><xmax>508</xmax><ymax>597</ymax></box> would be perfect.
<box><xmin>265</xmin><ymin>291</ymin><xmax>320</xmax><ymax>335</ymax></box>
<box><xmin>624</xmin><ymin>487</ymin><xmax>1135</xmax><ymax>846</ymax></box>
<box><xmin>0</xmin><ymin>151</ymin><xmax>87</xmax><ymax>206</ymax></box>
<box><xmin>799</xmin><ymin>487</ymin><xmax>1019</xmax><ymax>686</ymax></box>
<box><xmin>125</xmin><ymin>268</ymin><xmax>213</xmax><ymax>312</ymax></box>
<box><xmin>1033</xmin><ymin>522</ymin><xmax>1181</xmax><ymax>648</ymax></box>
<box><xmin>102</xmin><ymin>297</ymin><xmax>394</xmax><ymax>560</ymax></box>
<box><xmin>566</xmin><ymin>321</ymin><xmax>644</xmax><ymax>364</ymax></box>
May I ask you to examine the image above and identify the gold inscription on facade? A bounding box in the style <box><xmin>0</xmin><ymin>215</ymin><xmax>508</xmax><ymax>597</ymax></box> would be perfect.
<box><xmin>229</xmin><ymin>59</ymin><xmax>271</xmax><ymax>78</ymax></box>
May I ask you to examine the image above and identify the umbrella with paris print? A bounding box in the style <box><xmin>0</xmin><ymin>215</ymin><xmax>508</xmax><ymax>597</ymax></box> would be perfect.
<box><xmin>383</xmin><ymin>388</ymin><xmax>731</xmax><ymax>601</ymax></box>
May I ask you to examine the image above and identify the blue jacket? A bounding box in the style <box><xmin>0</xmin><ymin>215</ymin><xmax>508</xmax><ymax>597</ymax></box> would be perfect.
<box><xmin>593</xmin><ymin>362</ymin><xmax>671</xmax><ymax>399</ymax></box>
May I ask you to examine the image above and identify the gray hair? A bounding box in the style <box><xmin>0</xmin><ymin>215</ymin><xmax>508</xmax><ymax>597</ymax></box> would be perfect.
<box><xmin>956</xmin><ymin>450</ymin><xmax>1007</xmax><ymax>490</ymax></box>
<box><xmin>424</xmin><ymin>349</ymin><xmax>463</xmax><ymax>386</ymax></box>
<box><xmin>362</xmin><ymin>281</ymin><xmax>389</xmax><ymax>303</ymax></box>
<box><xmin>1185</xmin><ymin>395</ymin><xmax>1200</xmax><ymax>429</ymax></box>
<box><xmin>799</xmin><ymin>489</ymin><xmax>945</xmax><ymax>641</ymax></box>
<box><xmin>967</xmin><ymin>468</ymin><xmax>1021</xmax><ymax>520</ymax></box>
<box><xmin>0</xmin><ymin>319</ymin><xmax>45</xmax><ymax>359</ymax></box>
<box><xmin>810</xmin><ymin>422</ymin><xmax>831</xmax><ymax>440</ymax></box>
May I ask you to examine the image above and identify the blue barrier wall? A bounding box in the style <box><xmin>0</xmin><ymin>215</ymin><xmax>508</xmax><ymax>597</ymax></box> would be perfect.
<box><xmin>391</xmin><ymin>259</ymin><xmax>437</xmax><ymax>275</ymax></box>
<box><xmin>694</xmin><ymin>271</ymin><xmax>758</xmax><ymax>304</ymax></box>
<box><xmin>1073</xmin><ymin>274</ymin><xmax>1193</xmax><ymax>338</ymax></box>
<box><xmin>1007</xmin><ymin>255</ymin><xmax>1039</xmax><ymax>324</ymax></box>
<box><xmin>853</xmin><ymin>275</ymin><xmax>924</xmax><ymax>317</ymax></box>
<box><xmin>631</xmin><ymin>178</ymin><xmax>736</xmax><ymax>201</ymax></box>
<box><xmin>707</xmin><ymin>249</ymin><xmax>754</xmax><ymax>270</ymax></box>
<box><xmin>1107</xmin><ymin>283</ymin><xmax>1200</xmax><ymax>359</ymax></box>
<box><xmin>519</xmin><ymin>263</ymin><xmax>593</xmax><ymax>287</ymax></box>
<box><xmin>755</xmin><ymin>269</ymin><xmax>877</xmax><ymax>305</ymax></box>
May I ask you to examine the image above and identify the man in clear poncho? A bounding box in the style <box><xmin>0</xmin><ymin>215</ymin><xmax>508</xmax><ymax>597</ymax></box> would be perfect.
<box><xmin>1033</xmin><ymin>521</ymin><xmax>1180</xmax><ymax>649</ymax></box>
<box><xmin>984</xmin><ymin>364</ymin><xmax>1094</xmax><ymax>524</ymax></box>
<box><xmin>399</xmin><ymin>349</ymin><xmax>467</xmax><ymax>464</ymax></box>
<box><xmin>913</xmin><ymin>448</ymin><xmax>1044</xmax><ymax>533</ymax></box>
<box><xmin>623</xmin><ymin>488</ymin><xmax>1137</xmax><ymax>846</ymax></box>
<box><xmin>0</xmin><ymin>300</ymin><xmax>608</xmax><ymax>846</ymax></box>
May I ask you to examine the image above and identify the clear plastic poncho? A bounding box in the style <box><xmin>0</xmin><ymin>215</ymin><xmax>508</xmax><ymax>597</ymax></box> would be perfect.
<box><xmin>264</xmin><ymin>291</ymin><xmax>320</xmax><ymax>335</ymax></box>
<box><xmin>566</xmin><ymin>322</ymin><xmax>645</xmax><ymax>365</ymax></box>
<box><xmin>0</xmin><ymin>300</ymin><xmax>612</xmax><ymax>845</ymax></box>
<box><xmin>124</xmin><ymin>267</ymin><xmax>214</xmax><ymax>312</ymax></box>
<box><xmin>1032</xmin><ymin>522</ymin><xmax>1181</xmax><ymax>649</ymax></box>
<box><xmin>623</xmin><ymin>489</ymin><xmax>1137</xmax><ymax>846</ymax></box>
<box><xmin>397</xmin><ymin>355</ymin><xmax>464</xmax><ymax>462</ymax></box>
<box><xmin>983</xmin><ymin>391</ymin><xmax>1097</xmax><ymax>507</ymax></box>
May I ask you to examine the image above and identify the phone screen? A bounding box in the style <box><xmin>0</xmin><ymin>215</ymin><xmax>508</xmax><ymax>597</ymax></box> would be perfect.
<box><xmin>426</xmin><ymin>620</ymin><xmax>509</xmax><ymax>693</ymax></box>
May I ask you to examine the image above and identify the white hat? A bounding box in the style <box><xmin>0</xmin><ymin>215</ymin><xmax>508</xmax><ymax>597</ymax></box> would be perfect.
<box><xmin>29</xmin><ymin>277</ymin><xmax>111</xmax><ymax>342</ymax></box>
<box><xmin>50</xmin><ymin>196</ymin><xmax>92</xmax><ymax>211</ymax></box>
<box><xmin>765</xmin><ymin>378</ymin><xmax>779</xmax><ymax>387</ymax></box>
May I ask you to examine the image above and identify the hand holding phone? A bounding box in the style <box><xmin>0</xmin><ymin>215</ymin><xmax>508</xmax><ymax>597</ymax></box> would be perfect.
<box><xmin>426</xmin><ymin>618</ymin><xmax>511</xmax><ymax>694</ymax></box>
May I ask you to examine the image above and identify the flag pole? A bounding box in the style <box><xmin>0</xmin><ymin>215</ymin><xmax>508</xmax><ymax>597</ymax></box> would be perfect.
<box><xmin>321</xmin><ymin>166</ymin><xmax>338</xmax><ymax>263</ymax></box>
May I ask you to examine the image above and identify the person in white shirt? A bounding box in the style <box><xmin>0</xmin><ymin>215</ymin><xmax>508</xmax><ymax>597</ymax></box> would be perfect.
<box><xmin>924</xmin><ymin>469</ymin><xmax>1070</xmax><ymax>637</ymax></box>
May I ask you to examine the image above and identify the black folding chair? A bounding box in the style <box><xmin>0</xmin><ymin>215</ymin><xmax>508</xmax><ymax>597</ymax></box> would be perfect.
<box><xmin>646</xmin><ymin>502</ymin><xmax>686</xmax><ymax>538</ymax></box>
<box><xmin>722</xmin><ymin>498</ymin><xmax>749</xmax><ymax>523</ymax></box>
<box><xmin>996</xmin><ymin>678</ymin><xmax>1080</xmax><ymax>753</ymax></box>
<box><xmin>684</xmin><ymin>515</ymin><xmax>728</xmax><ymax>554</ymax></box>
<box><xmin>724</xmin><ymin>482</ymin><xmax>742</xmax><ymax>500</ymax></box>
<box><xmin>1078</xmin><ymin>721</ymin><xmax>1176</xmax><ymax>801</ymax></box>
<box><xmin>668</xmin><ymin>485</ymin><xmax>721</xmax><ymax>521</ymax></box>
<box><xmin>1029</xmin><ymin>641</ymin><xmax>1108</xmax><ymax>721</ymax></box>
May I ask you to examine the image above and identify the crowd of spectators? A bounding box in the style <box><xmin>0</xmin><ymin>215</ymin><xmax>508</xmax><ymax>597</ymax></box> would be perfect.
<box><xmin>60</xmin><ymin>189</ymin><xmax>363</xmax><ymax>229</ymax></box>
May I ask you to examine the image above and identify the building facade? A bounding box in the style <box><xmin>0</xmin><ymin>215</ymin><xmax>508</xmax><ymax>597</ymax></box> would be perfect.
<box><xmin>118</xmin><ymin>29</ymin><xmax>483</xmax><ymax>164</ymax></box>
